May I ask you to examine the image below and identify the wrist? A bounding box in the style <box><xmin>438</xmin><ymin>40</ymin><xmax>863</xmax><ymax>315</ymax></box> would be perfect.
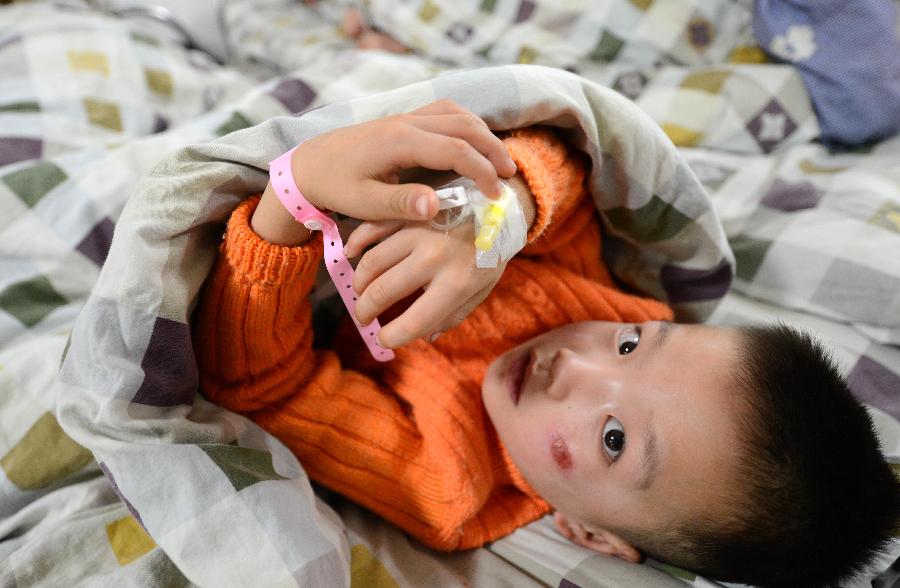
<box><xmin>507</xmin><ymin>173</ymin><xmax>536</xmax><ymax>230</ymax></box>
<box><xmin>250</xmin><ymin>182</ymin><xmax>313</xmax><ymax>246</ymax></box>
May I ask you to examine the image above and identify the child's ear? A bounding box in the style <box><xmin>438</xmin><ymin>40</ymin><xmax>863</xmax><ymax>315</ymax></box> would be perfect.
<box><xmin>553</xmin><ymin>512</ymin><xmax>643</xmax><ymax>564</ymax></box>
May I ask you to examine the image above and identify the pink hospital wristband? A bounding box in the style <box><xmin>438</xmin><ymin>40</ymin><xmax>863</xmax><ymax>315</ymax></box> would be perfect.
<box><xmin>269</xmin><ymin>147</ymin><xmax>394</xmax><ymax>362</ymax></box>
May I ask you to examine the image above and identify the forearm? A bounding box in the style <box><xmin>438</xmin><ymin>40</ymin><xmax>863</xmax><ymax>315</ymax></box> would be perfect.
<box><xmin>250</xmin><ymin>181</ymin><xmax>313</xmax><ymax>246</ymax></box>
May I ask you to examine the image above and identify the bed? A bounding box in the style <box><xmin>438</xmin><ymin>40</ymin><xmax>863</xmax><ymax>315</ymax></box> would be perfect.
<box><xmin>1</xmin><ymin>1</ymin><xmax>898</xmax><ymax>586</ymax></box>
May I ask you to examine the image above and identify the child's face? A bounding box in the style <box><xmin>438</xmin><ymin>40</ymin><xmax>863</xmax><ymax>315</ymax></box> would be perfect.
<box><xmin>482</xmin><ymin>321</ymin><xmax>742</xmax><ymax>534</ymax></box>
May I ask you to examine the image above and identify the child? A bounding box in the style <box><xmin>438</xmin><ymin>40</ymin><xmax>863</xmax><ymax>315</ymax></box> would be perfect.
<box><xmin>194</xmin><ymin>101</ymin><xmax>899</xmax><ymax>588</ymax></box>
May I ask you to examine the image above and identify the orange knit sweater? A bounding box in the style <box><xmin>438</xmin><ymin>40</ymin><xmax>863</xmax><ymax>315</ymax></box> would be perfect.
<box><xmin>194</xmin><ymin>127</ymin><xmax>673</xmax><ymax>551</ymax></box>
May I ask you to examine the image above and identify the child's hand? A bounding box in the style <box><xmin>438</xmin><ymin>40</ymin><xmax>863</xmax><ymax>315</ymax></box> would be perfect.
<box><xmin>345</xmin><ymin>174</ymin><xmax>535</xmax><ymax>348</ymax></box>
<box><xmin>251</xmin><ymin>100</ymin><xmax>516</xmax><ymax>246</ymax></box>
<box><xmin>345</xmin><ymin>218</ymin><xmax>503</xmax><ymax>349</ymax></box>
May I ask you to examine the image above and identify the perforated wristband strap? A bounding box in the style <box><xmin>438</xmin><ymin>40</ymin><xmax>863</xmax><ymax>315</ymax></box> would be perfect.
<box><xmin>269</xmin><ymin>147</ymin><xmax>394</xmax><ymax>362</ymax></box>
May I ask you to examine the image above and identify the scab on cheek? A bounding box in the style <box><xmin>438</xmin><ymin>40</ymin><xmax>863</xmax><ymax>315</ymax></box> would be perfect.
<box><xmin>550</xmin><ymin>432</ymin><xmax>573</xmax><ymax>473</ymax></box>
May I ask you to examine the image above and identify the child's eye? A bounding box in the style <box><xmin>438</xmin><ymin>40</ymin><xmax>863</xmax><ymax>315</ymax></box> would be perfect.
<box><xmin>617</xmin><ymin>326</ymin><xmax>640</xmax><ymax>355</ymax></box>
<box><xmin>602</xmin><ymin>416</ymin><xmax>625</xmax><ymax>461</ymax></box>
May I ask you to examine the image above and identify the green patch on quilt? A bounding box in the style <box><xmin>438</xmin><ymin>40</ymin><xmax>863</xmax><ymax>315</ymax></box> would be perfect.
<box><xmin>0</xmin><ymin>412</ymin><xmax>93</xmax><ymax>490</ymax></box>
<box><xmin>650</xmin><ymin>561</ymin><xmax>697</xmax><ymax>581</ymax></box>
<box><xmin>131</xmin><ymin>32</ymin><xmax>160</xmax><ymax>46</ymax></box>
<box><xmin>0</xmin><ymin>101</ymin><xmax>40</xmax><ymax>113</ymax></box>
<box><xmin>215</xmin><ymin>112</ymin><xmax>252</xmax><ymax>137</ymax></box>
<box><xmin>418</xmin><ymin>0</ymin><xmax>440</xmax><ymax>22</ymax></box>
<box><xmin>589</xmin><ymin>30</ymin><xmax>624</xmax><ymax>62</ymax></box>
<box><xmin>199</xmin><ymin>444</ymin><xmax>287</xmax><ymax>492</ymax></box>
<box><xmin>106</xmin><ymin>515</ymin><xmax>157</xmax><ymax>566</ymax></box>
<box><xmin>870</xmin><ymin>201</ymin><xmax>900</xmax><ymax>234</ymax></box>
<box><xmin>681</xmin><ymin>69</ymin><xmax>730</xmax><ymax>94</ymax></box>
<box><xmin>476</xmin><ymin>43</ymin><xmax>495</xmax><ymax>59</ymax></box>
<box><xmin>2</xmin><ymin>160</ymin><xmax>67</xmax><ymax>207</ymax></box>
<box><xmin>730</xmin><ymin>235</ymin><xmax>772</xmax><ymax>281</ymax></box>
<box><xmin>144</xmin><ymin>69</ymin><xmax>173</xmax><ymax>97</ymax></box>
<box><xmin>83</xmin><ymin>98</ymin><xmax>123</xmax><ymax>132</ymax></box>
<box><xmin>0</xmin><ymin>275</ymin><xmax>68</xmax><ymax>327</ymax></box>
<box><xmin>351</xmin><ymin>544</ymin><xmax>400</xmax><ymax>588</ymax></box>
<box><xmin>605</xmin><ymin>196</ymin><xmax>691</xmax><ymax>243</ymax></box>
<box><xmin>480</xmin><ymin>0</ymin><xmax>497</xmax><ymax>12</ymax></box>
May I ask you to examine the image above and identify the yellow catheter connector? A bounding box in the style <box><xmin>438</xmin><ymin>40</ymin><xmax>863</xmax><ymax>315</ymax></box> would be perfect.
<box><xmin>475</xmin><ymin>186</ymin><xmax>513</xmax><ymax>251</ymax></box>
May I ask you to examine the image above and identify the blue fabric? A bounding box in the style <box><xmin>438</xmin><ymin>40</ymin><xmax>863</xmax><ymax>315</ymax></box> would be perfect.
<box><xmin>754</xmin><ymin>0</ymin><xmax>900</xmax><ymax>147</ymax></box>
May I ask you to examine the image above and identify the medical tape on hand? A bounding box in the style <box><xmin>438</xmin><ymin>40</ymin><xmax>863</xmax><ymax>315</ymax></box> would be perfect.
<box><xmin>432</xmin><ymin>178</ymin><xmax>527</xmax><ymax>268</ymax></box>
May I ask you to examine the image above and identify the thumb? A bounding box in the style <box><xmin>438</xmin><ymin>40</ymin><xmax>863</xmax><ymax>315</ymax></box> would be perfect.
<box><xmin>364</xmin><ymin>181</ymin><xmax>437</xmax><ymax>221</ymax></box>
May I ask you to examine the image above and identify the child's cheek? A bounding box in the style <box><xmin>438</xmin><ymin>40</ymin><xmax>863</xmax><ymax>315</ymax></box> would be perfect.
<box><xmin>550</xmin><ymin>431</ymin><xmax>574</xmax><ymax>474</ymax></box>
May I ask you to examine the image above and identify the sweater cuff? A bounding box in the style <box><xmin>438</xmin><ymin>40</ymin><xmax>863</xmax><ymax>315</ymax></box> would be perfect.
<box><xmin>502</xmin><ymin>127</ymin><xmax>570</xmax><ymax>244</ymax></box>
<box><xmin>221</xmin><ymin>196</ymin><xmax>323</xmax><ymax>288</ymax></box>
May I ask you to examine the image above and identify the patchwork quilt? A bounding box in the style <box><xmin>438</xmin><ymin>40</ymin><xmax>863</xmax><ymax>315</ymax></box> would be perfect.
<box><xmin>1</xmin><ymin>1</ymin><xmax>898</xmax><ymax>587</ymax></box>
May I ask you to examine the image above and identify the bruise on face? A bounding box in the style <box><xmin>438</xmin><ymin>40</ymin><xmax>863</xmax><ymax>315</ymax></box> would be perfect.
<box><xmin>550</xmin><ymin>432</ymin><xmax>573</xmax><ymax>472</ymax></box>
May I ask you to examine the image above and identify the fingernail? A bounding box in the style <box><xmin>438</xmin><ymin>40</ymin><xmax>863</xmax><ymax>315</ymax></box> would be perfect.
<box><xmin>508</xmin><ymin>157</ymin><xmax>517</xmax><ymax>172</ymax></box>
<box><xmin>495</xmin><ymin>181</ymin><xmax>504</xmax><ymax>197</ymax></box>
<box><xmin>415</xmin><ymin>195</ymin><xmax>429</xmax><ymax>218</ymax></box>
<box><xmin>428</xmin><ymin>332</ymin><xmax>443</xmax><ymax>343</ymax></box>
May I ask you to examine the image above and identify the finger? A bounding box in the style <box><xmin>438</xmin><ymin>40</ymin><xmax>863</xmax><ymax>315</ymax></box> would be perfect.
<box><xmin>408</xmin><ymin>114</ymin><xmax>516</xmax><ymax>179</ymax></box>
<box><xmin>408</xmin><ymin>99</ymin><xmax>471</xmax><ymax>117</ymax></box>
<box><xmin>352</xmin><ymin>179</ymin><xmax>438</xmax><ymax>222</ymax></box>
<box><xmin>377</xmin><ymin>273</ymin><xmax>477</xmax><ymax>348</ymax></box>
<box><xmin>352</xmin><ymin>230</ymin><xmax>414</xmax><ymax>301</ymax></box>
<box><xmin>392</xmin><ymin>128</ymin><xmax>504</xmax><ymax>200</ymax></box>
<box><xmin>345</xmin><ymin>220</ymin><xmax>403</xmax><ymax>258</ymax></box>
<box><xmin>355</xmin><ymin>258</ymin><xmax>428</xmax><ymax>329</ymax></box>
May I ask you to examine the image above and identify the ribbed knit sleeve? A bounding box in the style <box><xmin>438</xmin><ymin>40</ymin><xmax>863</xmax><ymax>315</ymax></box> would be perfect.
<box><xmin>194</xmin><ymin>196</ymin><xmax>324</xmax><ymax>412</ymax></box>
<box><xmin>502</xmin><ymin>126</ymin><xmax>597</xmax><ymax>257</ymax></box>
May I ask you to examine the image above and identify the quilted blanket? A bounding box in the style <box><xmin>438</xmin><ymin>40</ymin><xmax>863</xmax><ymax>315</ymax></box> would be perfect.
<box><xmin>1</xmin><ymin>1</ymin><xmax>897</xmax><ymax>587</ymax></box>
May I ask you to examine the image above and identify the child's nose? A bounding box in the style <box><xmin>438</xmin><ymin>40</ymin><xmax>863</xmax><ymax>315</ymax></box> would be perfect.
<box><xmin>545</xmin><ymin>348</ymin><xmax>619</xmax><ymax>403</ymax></box>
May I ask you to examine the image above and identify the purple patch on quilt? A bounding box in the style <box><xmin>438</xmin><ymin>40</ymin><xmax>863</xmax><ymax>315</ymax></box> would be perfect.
<box><xmin>515</xmin><ymin>0</ymin><xmax>536</xmax><ymax>23</ymax></box>
<box><xmin>99</xmin><ymin>462</ymin><xmax>147</xmax><ymax>530</ymax></box>
<box><xmin>446</xmin><ymin>22</ymin><xmax>474</xmax><ymax>44</ymax></box>
<box><xmin>660</xmin><ymin>258</ymin><xmax>733</xmax><ymax>303</ymax></box>
<box><xmin>747</xmin><ymin>99</ymin><xmax>797</xmax><ymax>153</ymax></box>
<box><xmin>270</xmin><ymin>78</ymin><xmax>316</xmax><ymax>115</ymax></box>
<box><xmin>761</xmin><ymin>179</ymin><xmax>823</xmax><ymax>212</ymax></box>
<box><xmin>0</xmin><ymin>33</ymin><xmax>22</xmax><ymax>51</ymax></box>
<box><xmin>153</xmin><ymin>113</ymin><xmax>169</xmax><ymax>134</ymax></box>
<box><xmin>0</xmin><ymin>137</ymin><xmax>42</xmax><ymax>167</ymax></box>
<box><xmin>132</xmin><ymin>316</ymin><xmax>197</xmax><ymax>407</ymax></box>
<box><xmin>848</xmin><ymin>356</ymin><xmax>900</xmax><ymax>421</ymax></box>
<box><xmin>76</xmin><ymin>217</ymin><xmax>115</xmax><ymax>266</ymax></box>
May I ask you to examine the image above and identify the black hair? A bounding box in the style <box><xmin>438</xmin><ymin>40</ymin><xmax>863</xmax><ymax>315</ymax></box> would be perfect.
<box><xmin>623</xmin><ymin>323</ymin><xmax>900</xmax><ymax>588</ymax></box>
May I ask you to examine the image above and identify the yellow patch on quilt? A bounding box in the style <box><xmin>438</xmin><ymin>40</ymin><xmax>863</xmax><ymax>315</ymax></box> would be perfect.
<box><xmin>661</xmin><ymin>123</ymin><xmax>702</xmax><ymax>147</ymax></box>
<box><xmin>728</xmin><ymin>46</ymin><xmax>770</xmax><ymax>64</ymax></box>
<box><xmin>518</xmin><ymin>46</ymin><xmax>537</xmax><ymax>64</ymax></box>
<box><xmin>83</xmin><ymin>98</ymin><xmax>123</xmax><ymax>132</ymax></box>
<box><xmin>681</xmin><ymin>69</ymin><xmax>730</xmax><ymax>94</ymax></box>
<box><xmin>628</xmin><ymin>0</ymin><xmax>654</xmax><ymax>10</ymax></box>
<box><xmin>0</xmin><ymin>412</ymin><xmax>93</xmax><ymax>490</ymax></box>
<box><xmin>67</xmin><ymin>51</ymin><xmax>110</xmax><ymax>76</ymax></box>
<box><xmin>106</xmin><ymin>516</ymin><xmax>157</xmax><ymax>566</ymax></box>
<box><xmin>798</xmin><ymin>159</ymin><xmax>847</xmax><ymax>175</ymax></box>
<box><xmin>870</xmin><ymin>202</ymin><xmax>900</xmax><ymax>234</ymax></box>
<box><xmin>350</xmin><ymin>544</ymin><xmax>400</xmax><ymax>588</ymax></box>
<box><xmin>144</xmin><ymin>69</ymin><xmax>173</xmax><ymax>97</ymax></box>
<box><xmin>418</xmin><ymin>0</ymin><xmax>439</xmax><ymax>22</ymax></box>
